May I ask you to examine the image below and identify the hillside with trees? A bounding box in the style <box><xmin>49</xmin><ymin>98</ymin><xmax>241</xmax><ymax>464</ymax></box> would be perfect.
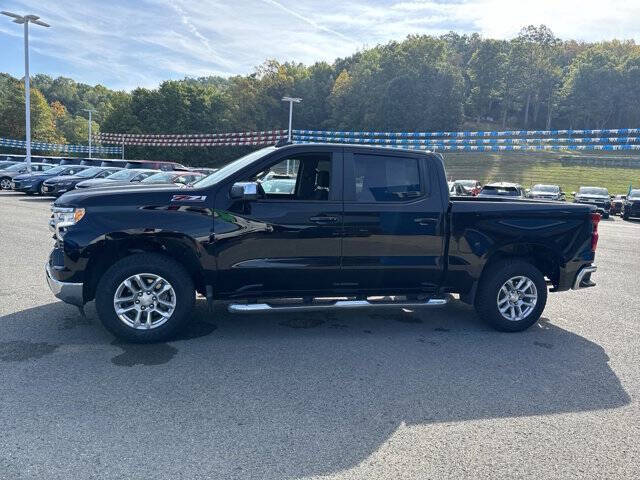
<box><xmin>1</xmin><ymin>25</ymin><xmax>640</xmax><ymax>165</ymax></box>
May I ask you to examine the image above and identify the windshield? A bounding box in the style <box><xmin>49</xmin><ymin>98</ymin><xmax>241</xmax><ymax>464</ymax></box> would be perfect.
<box><xmin>629</xmin><ymin>190</ymin><xmax>640</xmax><ymax>199</ymax></box>
<box><xmin>75</xmin><ymin>167</ymin><xmax>103</xmax><ymax>178</ymax></box>
<box><xmin>142</xmin><ymin>172</ymin><xmax>174</xmax><ymax>183</ymax></box>
<box><xmin>41</xmin><ymin>165</ymin><xmax>68</xmax><ymax>175</ymax></box>
<box><xmin>192</xmin><ymin>147</ymin><xmax>277</xmax><ymax>189</ymax></box>
<box><xmin>579</xmin><ymin>187</ymin><xmax>608</xmax><ymax>196</ymax></box>
<box><xmin>480</xmin><ymin>186</ymin><xmax>519</xmax><ymax>196</ymax></box>
<box><xmin>0</xmin><ymin>161</ymin><xmax>17</xmax><ymax>169</ymax></box>
<box><xmin>532</xmin><ymin>184</ymin><xmax>559</xmax><ymax>193</ymax></box>
<box><xmin>106</xmin><ymin>169</ymin><xmax>139</xmax><ymax>180</ymax></box>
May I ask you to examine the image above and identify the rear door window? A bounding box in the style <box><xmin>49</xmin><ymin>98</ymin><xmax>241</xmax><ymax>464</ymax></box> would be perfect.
<box><xmin>352</xmin><ymin>154</ymin><xmax>422</xmax><ymax>202</ymax></box>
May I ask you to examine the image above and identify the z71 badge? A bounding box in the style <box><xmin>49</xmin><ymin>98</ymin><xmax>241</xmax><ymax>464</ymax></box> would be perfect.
<box><xmin>171</xmin><ymin>194</ymin><xmax>207</xmax><ymax>202</ymax></box>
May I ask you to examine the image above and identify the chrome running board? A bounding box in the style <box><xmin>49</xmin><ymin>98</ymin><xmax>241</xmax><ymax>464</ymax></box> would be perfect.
<box><xmin>228</xmin><ymin>295</ymin><xmax>452</xmax><ymax>313</ymax></box>
<box><xmin>573</xmin><ymin>265</ymin><xmax>597</xmax><ymax>289</ymax></box>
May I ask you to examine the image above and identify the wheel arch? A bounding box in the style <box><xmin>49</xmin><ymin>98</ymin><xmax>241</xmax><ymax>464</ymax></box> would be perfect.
<box><xmin>461</xmin><ymin>242</ymin><xmax>561</xmax><ymax>305</ymax></box>
<box><xmin>83</xmin><ymin>233</ymin><xmax>205</xmax><ymax>302</ymax></box>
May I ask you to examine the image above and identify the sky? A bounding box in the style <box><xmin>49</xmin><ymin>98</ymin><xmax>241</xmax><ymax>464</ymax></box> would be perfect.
<box><xmin>1</xmin><ymin>0</ymin><xmax>639</xmax><ymax>91</ymax></box>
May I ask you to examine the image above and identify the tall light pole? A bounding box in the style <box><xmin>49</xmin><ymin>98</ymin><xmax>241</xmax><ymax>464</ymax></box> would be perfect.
<box><xmin>83</xmin><ymin>109</ymin><xmax>96</xmax><ymax>158</ymax></box>
<box><xmin>2</xmin><ymin>11</ymin><xmax>49</xmax><ymax>173</ymax></box>
<box><xmin>282</xmin><ymin>96</ymin><xmax>302</xmax><ymax>142</ymax></box>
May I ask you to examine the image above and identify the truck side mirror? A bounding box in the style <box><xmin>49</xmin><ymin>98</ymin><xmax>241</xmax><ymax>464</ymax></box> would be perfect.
<box><xmin>230</xmin><ymin>181</ymin><xmax>260</xmax><ymax>201</ymax></box>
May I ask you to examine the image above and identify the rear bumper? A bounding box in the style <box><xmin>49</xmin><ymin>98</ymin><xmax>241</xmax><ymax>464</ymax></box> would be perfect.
<box><xmin>572</xmin><ymin>265</ymin><xmax>597</xmax><ymax>290</ymax></box>
<box><xmin>46</xmin><ymin>263</ymin><xmax>84</xmax><ymax>306</ymax></box>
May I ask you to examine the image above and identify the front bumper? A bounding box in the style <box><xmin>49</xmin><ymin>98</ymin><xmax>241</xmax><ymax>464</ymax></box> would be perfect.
<box><xmin>42</xmin><ymin>183</ymin><xmax>72</xmax><ymax>196</ymax></box>
<box><xmin>575</xmin><ymin>201</ymin><xmax>610</xmax><ymax>214</ymax></box>
<box><xmin>12</xmin><ymin>181</ymin><xmax>38</xmax><ymax>193</ymax></box>
<box><xmin>46</xmin><ymin>263</ymin><xmax>84</xmax><ymax>306</ymax></box>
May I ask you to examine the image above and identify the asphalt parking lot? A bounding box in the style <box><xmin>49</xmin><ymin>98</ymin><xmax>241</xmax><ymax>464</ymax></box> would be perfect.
<box><xmin>1</xmin><ymin>190</ymin><xmax>639</xmax><ymax>479</ymax></box>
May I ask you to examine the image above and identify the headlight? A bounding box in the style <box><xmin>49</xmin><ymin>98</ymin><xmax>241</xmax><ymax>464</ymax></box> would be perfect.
<box><xmin>51</xmin><ymin>206</ymin><xmax>86</xmax><ymax>225</ymax></box>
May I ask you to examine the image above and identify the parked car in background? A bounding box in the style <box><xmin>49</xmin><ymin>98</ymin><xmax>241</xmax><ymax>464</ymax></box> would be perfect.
<box><xmin>453</xmin><ymin>179</ymin><xmax>482</xmax><ymax>196</ymax></box>
<box><xmin>190</xmin><ymin>167</ymin><xmax>218</xmax><ymax>175</ymax></box>
<box><xmin>448</xmin><ymin>181</ymin><xmax>466</xmax><ymax>196</ymax></box>
<box><xmin>42</xmin><ymin>167</ymin><xmax>123</xmax><ymax>197</ymax></box>
<box><xmin>610</xmin><ymin>195</ymin><xmax>627</xmax><ymax>215</ymax></box>
<box><xmin>75</xmin><ymin>169</ymin><xmax>159</xmax><ymax>189</ymax></box>
<box><xmin>259</xmin><ymin>173</ymin><xmax>297</xmax><ymax>194</ymax></box>
<box><xmin>12</xmin><ymin>165</ymin><xmax>89</xmax><ymax>195</ymax></box>
<box><xmin>622</xmin><ymin>190</ymin><xmax>640</xmax><ymax>220</ymax></box>
<box><xmin>140</xmin><ymin>171</ymin><xmax>205</xmax><ymax>186</ymax></box>
<box><xmin>573</xmin><ymin>186</ymin><xmax>611</xmax><ymax>218</ymax></box>
<box><xmin>0</xmin><ymin>160</ymin><xmax>20</xmax><ymax>170</ymax></box>
<box><xmin>0</xmin><ymin>163</ymin><xmax>54</xmax><ymax>190</ymax></box>
<box><xmin>528</xmin><ymin>184</ymin><xmax>565</xmax><ymax>201</ymax></box>
<box><xmin>124</xmin><ymin>160</ymin><xmax>187</xmax><ymax>171</ymax></box>
<box><xmin>478</xmin><ymin>182</ymin><xmax>526</xmax><ymax>198</ymax></box>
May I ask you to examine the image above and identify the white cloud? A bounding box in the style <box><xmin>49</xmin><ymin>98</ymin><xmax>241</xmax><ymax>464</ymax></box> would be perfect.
<box><xmin>0</xmin><ymin>0</ymin><xmax>638</xmax><ymax>90</ymax></box>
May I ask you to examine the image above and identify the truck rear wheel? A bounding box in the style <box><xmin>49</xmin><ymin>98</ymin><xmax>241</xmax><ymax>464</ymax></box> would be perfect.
<box><xmin>475</xmin><ymin>259</ymin><xmax>547</xmax><ymax>332</ymax></box>
<box><xmin>95</xmin><ymin>253</ymin><xmax>195</xmax><ymax>343</ymax></box>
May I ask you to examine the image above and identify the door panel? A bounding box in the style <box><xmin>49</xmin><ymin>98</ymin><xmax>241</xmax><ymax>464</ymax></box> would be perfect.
<box><xmin>214</xmin><ymin>150</ymin><xmax>343</xmax><ymax>296</ymax></box>
<box><xmin>340</xmin><ymin>151</ymin><xmax>445</xmax><ymax>293</ymax></box>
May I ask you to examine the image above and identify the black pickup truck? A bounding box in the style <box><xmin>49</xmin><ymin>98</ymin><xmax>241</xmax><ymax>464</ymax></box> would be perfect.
<box><xmin>46</xmin><ymin>144</ymin><xmax>600</xmax><ymax>342</ymax></box>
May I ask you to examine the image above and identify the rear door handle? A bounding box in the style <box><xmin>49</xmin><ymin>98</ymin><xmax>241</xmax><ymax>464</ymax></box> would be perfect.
<box><xmin>309</xmin><ymin>215</ymin><xmax>339</xmax><ymax>224</ymax></box>
<box><xmin>414</xmin><ymin>217</ymin><xmax>438</xmax><ymax>226</ymax></box>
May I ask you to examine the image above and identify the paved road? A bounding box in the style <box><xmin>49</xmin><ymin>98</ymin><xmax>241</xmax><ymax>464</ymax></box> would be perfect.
<box><xmin>1</xmin><ymin>191</ymin><xmax>639</xmax><ymax>479</ymax></box>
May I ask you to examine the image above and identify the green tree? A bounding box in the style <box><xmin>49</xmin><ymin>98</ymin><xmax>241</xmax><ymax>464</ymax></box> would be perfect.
<box><xmin>0</xmin><ymin>76</ymin><xmax>61</xmax><ymax>143</ymax></box>
<box><xmin>466</xmin><ymin>39</ymin><xmax>508</xmax><ymax>123</ymax></box>
<box><xmin>559</xmin><ymin>44</ymin><xmax>624</xmax><ymax>128</ymax></box>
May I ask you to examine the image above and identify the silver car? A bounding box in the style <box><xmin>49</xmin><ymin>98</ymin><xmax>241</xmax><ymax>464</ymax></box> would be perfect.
<box><xmin>0</xmin><ymin>163</ymin><xmax>53</xmax><ymax>190</ymax></box>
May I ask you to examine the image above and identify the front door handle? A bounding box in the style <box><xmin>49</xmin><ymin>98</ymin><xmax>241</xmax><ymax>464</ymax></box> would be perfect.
<box><xmin>309</xmin><ymin>215</ymin><xmax>339</xmax><ymax>224</ymax></box>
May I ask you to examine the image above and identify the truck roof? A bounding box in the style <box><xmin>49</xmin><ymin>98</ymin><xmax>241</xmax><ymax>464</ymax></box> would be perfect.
<box><xmin>277</xmin><ymin>142</ymin><xmax>433</xmax><ymax>157</ymax></box>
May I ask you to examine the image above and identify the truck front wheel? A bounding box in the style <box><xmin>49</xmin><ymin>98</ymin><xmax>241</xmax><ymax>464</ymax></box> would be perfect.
<box><xmin>95</xmin><ymin>253</ymin><xmax>195</xmax><ymax>343</ymax></box>
<box><xmin>475</xmin><ymin>259</ymin><xmax>548</xmax><ymax>332</ymax></box>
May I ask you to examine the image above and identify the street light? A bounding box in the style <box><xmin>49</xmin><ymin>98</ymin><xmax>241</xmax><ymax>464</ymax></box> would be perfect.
<box><xmin>83</xmin><ymin>109</ymin><xmax>96</xmax><ymax>158</ymax></box>
<box><xmin>2</xmin><ymin>11</ymin><xmax>50</xmax><ymax>173</ymax></box>
<box><xmin>282</xmin><ymin>96</ymin><xmax>302</xmax><ymax>143</ymax></box>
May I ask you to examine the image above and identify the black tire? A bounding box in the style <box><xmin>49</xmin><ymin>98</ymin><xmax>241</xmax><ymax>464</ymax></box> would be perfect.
<box><xmin>602</xmin><ymin>212</ymin><xmax>610</xmax><ymax>219</ymax></box>
<box><xmin>0</xmin><ymin>177</ymin><xmax>11</xmax><ymax>190</ymax></box>
<box><xmin>622</xmin><ymin>211</ymin><xmax>630</xmax><ymax>220</ymax></box>
<box><xmin>95</xmin><ymin>253</ymin><xmax>195</xmax><ymax>343</ymax></box>
<box><xmin>475</xmin><ymin>259</ymin><xmax>548</xmax><ymax>332</ymax></box>
<box><xmin>39</xmin><ymin>182</ymin><xmax>47</xmax><ymax>195</ymax></box>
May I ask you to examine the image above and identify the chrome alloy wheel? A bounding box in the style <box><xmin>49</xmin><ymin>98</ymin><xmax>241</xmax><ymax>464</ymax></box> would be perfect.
<box><xmin>0</xmin><ymin>178</ymin><xmax>11</xmax><ymax>190</ymax></box>
<box><xmin>496</xmin><ymin>275</ymin><xmax>538</xmax><ymax>322</ymax></box>
<box><xmin>113</xmin><ymin>273</ymin><xmax>176</xmax><ymax>330</ymax></box>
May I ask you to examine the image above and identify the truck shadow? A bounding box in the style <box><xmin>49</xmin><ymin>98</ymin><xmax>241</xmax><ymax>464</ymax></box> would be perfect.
<box><xmin>0</xmin><ymin>299</ymin><xmax>630</xmax><ymax>479</ymax></box>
